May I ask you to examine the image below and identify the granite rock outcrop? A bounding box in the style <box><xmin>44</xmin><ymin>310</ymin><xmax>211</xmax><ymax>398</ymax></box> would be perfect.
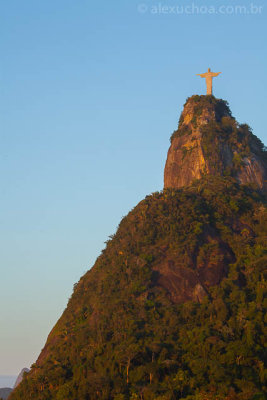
<box><xmin>164</xmin><ymin>95</ymin><xmax>267</xmax><ymax>192</ymax></box>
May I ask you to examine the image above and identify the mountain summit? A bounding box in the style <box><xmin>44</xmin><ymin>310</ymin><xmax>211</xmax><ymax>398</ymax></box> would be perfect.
<box><xmin>10</xmin><ymin>97</ymin><xmax>266</xmax><ymax>400</ymax></box>
<box><xmin>164</xmin><ymin>95</ymin><xmax>266</xmax><ymax>191</ymax></box>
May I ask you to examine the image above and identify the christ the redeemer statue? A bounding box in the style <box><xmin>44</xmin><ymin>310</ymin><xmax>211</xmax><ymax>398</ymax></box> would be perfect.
<box><xmin>197</xmin><ymin>68</ymin><xmax>221</xmax><ymax>95</ymax></box>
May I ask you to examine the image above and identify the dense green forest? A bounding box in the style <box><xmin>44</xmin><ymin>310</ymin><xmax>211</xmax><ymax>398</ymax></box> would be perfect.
<box><xmin>10</xmin><ymin>176</ymin><xmax>266</xmax><ymax>400</ymax></box>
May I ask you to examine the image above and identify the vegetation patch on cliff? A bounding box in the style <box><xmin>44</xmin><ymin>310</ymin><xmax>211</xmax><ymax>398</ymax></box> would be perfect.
<box><xmin>170</xmin><ymin>96</ymin><xmax>232</xmax><ymax>143</ymax></box>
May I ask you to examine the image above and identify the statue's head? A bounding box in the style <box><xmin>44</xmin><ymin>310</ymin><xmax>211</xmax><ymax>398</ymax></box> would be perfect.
<box><xmin>208</xmin><ymin>68</ymin><xmax>211</xmax><ymax>72</ymax></box>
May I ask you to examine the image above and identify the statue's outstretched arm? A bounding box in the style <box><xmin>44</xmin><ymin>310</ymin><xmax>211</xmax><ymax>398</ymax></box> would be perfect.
<box><xmin>196</xmin><ymin>74</ymin><xmax>206</xmax><ymax>78</ymax></box>
<box><xmin>212</xmin><ymin>72</ymin><xmax>222</xmax><ymax>77</ymax></box>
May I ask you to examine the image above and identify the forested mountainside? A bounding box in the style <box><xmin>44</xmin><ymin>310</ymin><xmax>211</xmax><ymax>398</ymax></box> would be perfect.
<box><xmin>10</xmin><ymin>96</ymin><xmax>267</xmax><ymax>400</ymax></box>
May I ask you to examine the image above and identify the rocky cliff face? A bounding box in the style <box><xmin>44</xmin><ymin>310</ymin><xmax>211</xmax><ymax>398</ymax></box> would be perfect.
<box><xmin>13</xmin><ymin>368</ymin><xmax>29</xmax><ymax>389</ymax></box>
<box><xmin>164</xmin><ymin>95</ymin><xmax>267</xmax><ymax>191</ymax></box>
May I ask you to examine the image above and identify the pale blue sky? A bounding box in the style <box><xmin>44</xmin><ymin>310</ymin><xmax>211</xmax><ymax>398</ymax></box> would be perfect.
<box><xmin>0</xmin><ymin>0</ymin><xmax>266</xmax><ymax>375</ymax></box>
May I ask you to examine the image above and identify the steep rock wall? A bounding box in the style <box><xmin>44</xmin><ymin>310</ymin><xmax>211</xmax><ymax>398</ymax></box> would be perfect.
<box><xmin>164</xmin><ymin>95</ymin><xmax>267</xmax><ymax>191</ymax></box>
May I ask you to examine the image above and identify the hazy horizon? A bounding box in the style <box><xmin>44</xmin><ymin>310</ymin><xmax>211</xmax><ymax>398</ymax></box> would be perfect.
<box><xmin>0</xmin><ymin>375</ymin><xmax>17</xmax><ymax>389</ymax></box>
